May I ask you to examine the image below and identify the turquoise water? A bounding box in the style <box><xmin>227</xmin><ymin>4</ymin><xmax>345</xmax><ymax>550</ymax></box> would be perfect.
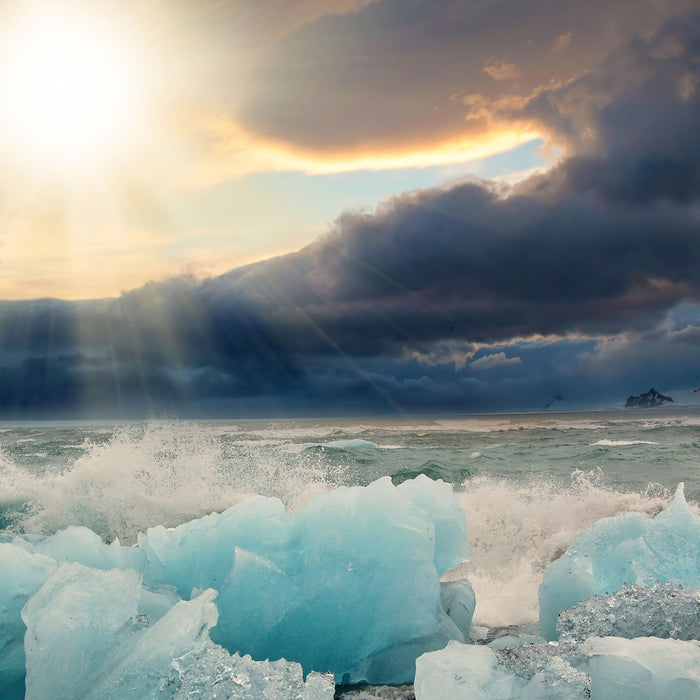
<box><xmin>1</xmin><ymin>407</ymin><xmax>698</xmax><ymax>628</ymax></box>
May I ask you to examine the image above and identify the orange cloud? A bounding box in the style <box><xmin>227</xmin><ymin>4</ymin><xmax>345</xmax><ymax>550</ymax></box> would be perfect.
<box><xmin>552</xmin><ymin>32</ymin><xmax>573</xmax><ymax>52</ymax></box>
<box><xmin>483</xmin><ymin>60</ymin><xmax>520</xmax><ymax>81</ymax></box>
<box><xmin>177</xmin><ymin>112</ymin><xmax>541</xmax><ymax>186</ymax></box>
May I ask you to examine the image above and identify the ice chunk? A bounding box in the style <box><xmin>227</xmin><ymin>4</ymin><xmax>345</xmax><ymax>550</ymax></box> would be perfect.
<box><xmin>211</xmin><ymin>476</ymin><xmax>465</xmax><ymax>684</ymax></box>
<box><xmin>493</xmin><ymin>640</ymin><xmax>590</xmax><ymax>694</ymax></box>
<box><xmin>415</xmin><ymin>641</ymin><xmax>519</xmax><ymax>699</ymax></box>
<box><xmin>440</xmin><ymin>579</ymin><xmax>476</xmax><ymax>639</ymax></box>
<box><xmin>21</xmin><ymin>562</ymin><xmax>334</xmax><ymax>699</ymax></box>
<box><xmin>584</xmin><ymin>636</ymin><xmax>700</xmax><ymax>700</ymax></box>
<box><xmin>539</xmin><ymin>483</ymin><xmax>700</xmax><ymax>639</ymax></box>
<box><xmin>397</xmin><ymin>474</ymin><xmax>471</xmax><ymax>574</ymax></box>
<box><xmin>7</xmin><ymin>476</ymin><xmax>469</xmax><ymax>687</ymax></box>
<box><xmin>22</xmin><ymin>562</ymin><xmax>141</xmax><ymax>700</ymax></box>
<box><xmin>138</xmin><ymin>495</ymin><xmax>288</xmax><ymax>598</ymax></box>
<box><xmin>415</xmin><ymin>636</ymin><xmax>700</xmax><ymax>699</ymax></box>
<box><xmin>0</xmin><ymin>544</ymin><xmax>56</xmax><ymax>700</ymax></box>
<box><xmin>557</xmin><ymin>582</ymin><xmax>700</xmax><ymax>642</ymax></box>
<box><xmin>11</xmin><ymin>525</ymin><xmax>144</xmax><ymax>572</ymax></box>
<box><xmin>415</xmin><ymin>640</ymin><xmax>589</xmax><ymax>699</ymax></box>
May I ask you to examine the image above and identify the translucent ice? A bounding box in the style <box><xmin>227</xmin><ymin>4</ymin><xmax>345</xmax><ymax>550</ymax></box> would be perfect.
<box><xmin>396</xmin><ymin>476</ymin><xmax>471</xmax><ymax>575</ymax></box>
<box><xmin>0</xmin><ymin>544</ymin><xmax>56</xmax><ymax>699</ymax></box>
<box><xmin>138</xmin><ymin>495</ymin><xmax>288</xmax><ymax>597</ymax></box>
<box><xmin>439</xmin><ymin>579</ymin><xmax>476</xmax><ymax>640</ymax></box>
<box><xmin>22</xmin><ymin>563</ymin><xmax>142</xmax><ymax>699</ymax></box>
<box><xmin>557</xmin><ymin>582</ymin><xmax>700</xmax><ymax>642</ymax></box>
<box><xmin>539</xmin><ymin>483</ymin><xmax>700</xmax><ymax>639</ymax></box>
<box><xmin>414</xmin><ymin>640</ymin><xmax>589</xmax><ymax>699</ymax></box>
<box><xmin>2</xmin><ymin>475</ymin><xmax>471</xmax><ymax>688</ymax></box>
<box><xmin>205</xmin><ymin>475</ymin><xmax>470</xmax><ymax>684</ymax></box>
<box><xmin>583</xmin><ymin>636</ymin><xmax>700</xmax><ymax>700</ymax></box>
<box><xmin>414</xmin><ymin>636</ymin><xmax>700</xmax><ymax>699</ymax></box>
<box><xmin>21</xmin><ymin>562</ymin><xmax>334</xmax><ymax>699</ymax></box>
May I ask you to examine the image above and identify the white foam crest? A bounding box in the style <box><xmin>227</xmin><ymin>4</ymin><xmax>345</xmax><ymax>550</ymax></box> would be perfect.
<box><xmin>433</xmin><ymin>417</ymin><xmax>612</xmax><ymax>433</ymax></box>
<box><xmin>313</xmin><ymin>439</ymin><xmax>403</xmax><ymax>450</ymax></box>
<box><xmin>591</xmin><ymin>439</ymin><xmax>659</xmax><ymax>446</ymax></box>
<box><xmin>446</xmin><ymin>471</ymin><xmax>673</xmax><ymax>629</ymax></box>
<box><xmin>0</xmin><ymin>422</ymin><xmax>328</xmax><ymax>543</ymax></box>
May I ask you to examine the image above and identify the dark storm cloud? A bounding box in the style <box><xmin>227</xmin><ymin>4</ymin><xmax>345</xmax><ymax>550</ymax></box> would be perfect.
<box><xmin>230</xmin><ymin>0</ymin><xmax>695</xmax><ymax>154</ymax></box>
<box><xmin>517</xmin><ymin>11</ymin><xmax>700</xmax><ymax>205</ymax></box>
<box><xmin>1</xmin><ymin>11</ymin><xmax>699</xmax><ymax>416</ymax></box>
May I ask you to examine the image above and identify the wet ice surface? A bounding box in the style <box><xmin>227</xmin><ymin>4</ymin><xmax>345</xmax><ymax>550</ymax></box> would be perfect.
<box><xmin>557</xmin><ymin>582</ymin><xmax>700</xmax><ymax>642</ymax></box>
<box><xmin>539</xmin><ymin>483</ymin><xmax>700</xmax><ymax>639</ymax></box>
<box><xmin>415</xmin><ymin>636</ymin><xmax>700</xmax><ymax>699</ymax></box>
<box><xmin>414</xmin><ymin>640</ymin><xmax>591</xmax><ymax>700</ymax></box>
<box><xmin>3</xmin><ymin>469</ymin><xmax>700</xmax><ymax>698</ymax></box>
<box><xmin>22</xmin><ymin>563</ymin><xmax>334</xmax><ymax>700</ymax></box>
<box><xmin>413</xmin><ymin>481</ymin><xmax>700</xmax><ymax>699</ymax></box>
<box><xmin>0</xmin><ymin>476</ymin><xmax>474</xmax><ymax>697</ymax></box>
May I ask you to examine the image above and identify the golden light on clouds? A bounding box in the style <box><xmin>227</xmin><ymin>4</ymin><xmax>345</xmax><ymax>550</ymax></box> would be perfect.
<box><xmin>0</xmin><ymin>4</ymin><xmax>151</xmax><ymax>172</ymax></box>
<box><xmin>181</xmin><ymin>114</ymin><xmax>542</xmax><ymax>186</ymax></box>
<box><xmin>0</xmin><ymin>0</ymin><xmax>569</xmax><ymax>300</ymax></box>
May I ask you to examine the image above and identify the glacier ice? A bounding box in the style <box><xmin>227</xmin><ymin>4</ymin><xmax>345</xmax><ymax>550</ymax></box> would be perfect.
<box><xmin>0</xmin><ymin>475</ymin><xmax>472</xmax><ymax>692</ymax></box>
<box><xmin>439</xmin><ymin>579</ymin><xmax>476</xmax><ymax>640</ymax></box>
<box><xmin>136</xmin><ymin>474</ymin><xmax>471</xmax><ymax>683</ymax></box>
<box><xmin>414</xmin><ymin>639</ymin><xmax>589</xmax><ymax>699</ymax></box>
<box><xmin>539</xmin><ymin>482</ymin><xmax>700</xmax><ymax>639</ymax></box>
<box><xmin>137</xmin><ymin>494</ymin><xmax>288</xmax><ymax>598</ymax></box>
<box><xmin>583</xmin><ymin>636</ymin><xmax>700</xmax><ymax>700</ymax></box>
<box><xmin>208</xmin><ymin>476</ymin><xmax>470</xmax><ymax>684</ymax></box>
<box><xmin>0</xmin><ymin>544</ymin><xmax>56</xmax><ymax>699</ymax></box>
<box><xmin>21</xmin><ymin>562</ymin><xmax>334</xmax><ymax>700</ymax></box>
<box><xmin>414</xmin><ymin>636</ymin><xmax>700</xmax><ymax>699</ymax></box>
<box><xmin>557</xmin><ymin>582</ymin><xmax>700</xmax><ymax>642</ymax></box>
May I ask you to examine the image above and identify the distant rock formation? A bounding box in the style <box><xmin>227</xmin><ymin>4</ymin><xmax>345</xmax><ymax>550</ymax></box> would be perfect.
<box><xmin>625</xmin><ymin>387</ymin><xmax>673</xmax><ymax>408</ymax></box>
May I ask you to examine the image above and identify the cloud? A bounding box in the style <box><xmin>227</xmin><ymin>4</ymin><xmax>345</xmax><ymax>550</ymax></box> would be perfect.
<box><xmin>470</xmin><ymin>353</ymin><xmax>522</xmax><ymax>370</ymax></box>
<box><xmin>223</xmin><ymin>0</ymin><xmax>695</xmax><ymax>159</ymax></box>
<box><xmin>484</xmin><ymin>60</ymin><xmax>520</xmax><ymax>81</ymax></box>
<box><xmin>551</xmin><ymin>33</ymin><xmax>572</xmax><ymax>52</ymax></box>
<box><xmin>0</xmin><ymin>9</ymin><xmax>699</xmax><ymax>416</ymax></box>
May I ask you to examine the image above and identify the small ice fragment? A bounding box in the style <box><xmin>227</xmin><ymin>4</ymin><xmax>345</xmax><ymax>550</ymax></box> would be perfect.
<box><xmin>440</xmin><ymin>579</ymin><xmax>476</xmax><ymax>639</ymax></box>
<box><xmin>584</xmin><ymin>636</ymin><xmax>700</xmax><ymax>700</ymax></box>
<box><xmin>414</xmin><ymin>636</ymin><xmax>700</xmax><ymax>699</ymax></box>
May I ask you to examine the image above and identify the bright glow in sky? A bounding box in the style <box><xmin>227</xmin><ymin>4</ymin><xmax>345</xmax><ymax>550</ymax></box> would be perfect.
<box><xmin>0</xmin><ymin>5</ymin><xmax>146</xmax><ymax>171</ymax></box>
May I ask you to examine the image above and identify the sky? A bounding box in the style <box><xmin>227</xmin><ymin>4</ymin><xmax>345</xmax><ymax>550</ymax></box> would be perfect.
<box><xmin>0</xmin><ymin>0</ymin><xmax>699</xmax><ymax>417</ymax></box>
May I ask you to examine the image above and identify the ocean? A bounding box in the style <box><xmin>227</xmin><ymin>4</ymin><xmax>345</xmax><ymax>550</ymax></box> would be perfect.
<box><xmin>1</xmin><ymin>406</ymin><xmax>698</xmax><ymax>638</ymax></box>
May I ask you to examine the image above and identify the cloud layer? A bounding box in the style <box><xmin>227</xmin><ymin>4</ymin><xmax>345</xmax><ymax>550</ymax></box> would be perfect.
<box><xmin>0</xmin><ymin>7</ymin><xmax>698</xmax><ymax>416</ymax></box>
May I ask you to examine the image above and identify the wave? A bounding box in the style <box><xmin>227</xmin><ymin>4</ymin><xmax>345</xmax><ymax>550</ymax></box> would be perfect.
<box><xmin>1</xmin><ymin>419</ymin><xmax>694</xmax><ymax>638</ymax></box>
<box><xmin>319</xmin><ymin>439</ymin><xmax>401</xmax><ymax>450</ymax></box>
<box><xmin>392</xmin><ymin>460</ymin><xmax>474</xmax><ymax>486</ymax></box>
<box><xmin>591</xmin><ymin>439</ymin><xmax>659</xmax><ymax>446</ymax></box>
<box><xmin>0</xmin><ymin>422</ymin><xmax>329</xmax><ymax>543</ymax></box>
<box><xmin>447</xmin><ymin>470</ymin><xmax>674</xmax><ymax>628</ymax></box>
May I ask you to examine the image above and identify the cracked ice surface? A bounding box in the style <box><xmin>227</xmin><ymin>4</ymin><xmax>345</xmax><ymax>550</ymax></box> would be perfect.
<box><xmin>557</xmin><ymin>582</ymin><xmax>700</xmax><ymax>642</ymax></box>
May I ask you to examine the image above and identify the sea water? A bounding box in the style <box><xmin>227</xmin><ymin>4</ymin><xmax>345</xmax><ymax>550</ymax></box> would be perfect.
<box><xmin>0</xmin><ymin>408</ymin><xmax>699</xmax><ymax>694</ymax></box>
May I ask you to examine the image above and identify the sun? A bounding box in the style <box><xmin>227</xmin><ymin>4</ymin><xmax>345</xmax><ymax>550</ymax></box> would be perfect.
<box><xmin>0</xmin><ymin>5</ymin><xmax>145</xmax><ymax>170</ymax></box>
